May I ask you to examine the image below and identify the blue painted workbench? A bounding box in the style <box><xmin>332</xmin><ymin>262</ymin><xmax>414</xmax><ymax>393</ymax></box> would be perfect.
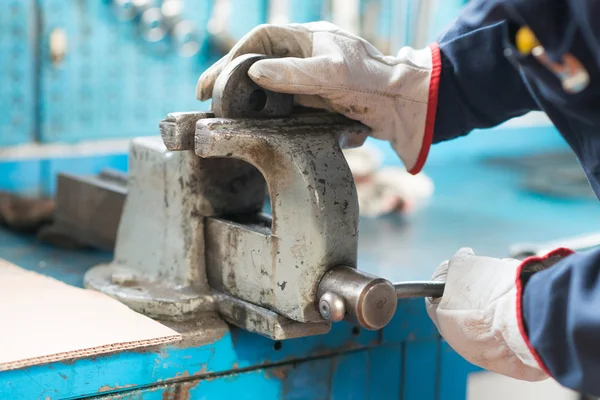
<box><xmin>1</xmin><ymin>128</ymin><xmax>599</xmax><ymax>399</ymax></box>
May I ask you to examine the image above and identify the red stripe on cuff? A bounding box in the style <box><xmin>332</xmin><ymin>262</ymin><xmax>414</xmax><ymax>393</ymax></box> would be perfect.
<box><xmin>515</xmin><ymin>247</ymin><xmax>575</xmax><ymax>376</ymax></box>
<box><xmin>409</xmin><ymin>43</ymin><xmax>442</xmax><ymax>175</ymax></box>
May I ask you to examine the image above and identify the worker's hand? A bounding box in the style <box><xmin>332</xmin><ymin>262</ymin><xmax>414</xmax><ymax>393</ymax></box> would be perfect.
<box><xmin>426</xmin><ymin>247</ymin><xmax>572</xmax><ymax>382</ymax></box>
<box><xmin>197</xmin><ymin>22</ymin><xmax>441</xmax><ymax>174</ymax></box>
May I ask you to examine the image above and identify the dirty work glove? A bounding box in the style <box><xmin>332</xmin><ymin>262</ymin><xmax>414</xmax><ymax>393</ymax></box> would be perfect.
<box><xmin>426</xmin><ymin>247</ymin><xmax>573</xmax><ymax>381</ymax></box>
<box><xmin>197</xmin><ymin>22</ymin><xmax>441</xmax><ymax>174</ymax></box>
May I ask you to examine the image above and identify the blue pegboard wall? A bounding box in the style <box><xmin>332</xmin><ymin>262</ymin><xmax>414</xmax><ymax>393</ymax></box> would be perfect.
<box><xmin>38</xmin><ymin>0</ymin><xmax>217</xmax><ymax>143</ymax></box>
<box><xmin>0</xmin><ymin>0</ymin><xmax>36</xmax><ymax>146</ymax></box>
<box><xmin>35</xmin><ymin>0</ymin><xmax>331</xmax><ymax>144</ymax></box>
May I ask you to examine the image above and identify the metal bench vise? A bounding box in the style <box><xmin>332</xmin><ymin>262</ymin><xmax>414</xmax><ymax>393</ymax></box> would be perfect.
<box><xmin>83</xmin><ymin>54</ymin><xmax>441</xmax><ymax>340</ymax></box>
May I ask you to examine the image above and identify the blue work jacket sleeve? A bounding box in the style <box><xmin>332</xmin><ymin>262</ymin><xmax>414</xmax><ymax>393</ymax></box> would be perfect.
<box><xmin>522</xmin><ymin>249</ymin><xmax>600</xmax><ymax>396</ymax></box>
<box><xmin>431</xmin><ymin>1</ymin><xmax>542</xmax><ymax>143</ymax></box>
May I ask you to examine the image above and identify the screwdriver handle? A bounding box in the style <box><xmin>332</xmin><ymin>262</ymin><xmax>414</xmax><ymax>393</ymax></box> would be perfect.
<box><xmin>394</xmin><ymin>281</ymin><xmax>445</xmax><ymax>299</ymax></box>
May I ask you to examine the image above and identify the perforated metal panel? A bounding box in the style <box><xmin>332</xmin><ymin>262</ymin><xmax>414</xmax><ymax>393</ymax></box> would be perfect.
<box><xmin>35</xmin><ymin>0</ymin><xmax>334</xmax><ymax>143</ymax></box>
<box><xmin>38</xmin><ymin>0</ymin><xmax>233</xmax><ymax>143</ymax></box>
<box><xmin>0</xmin><ymin>0</ymin><xmax>36</xmax><ymax>146</ymax></box>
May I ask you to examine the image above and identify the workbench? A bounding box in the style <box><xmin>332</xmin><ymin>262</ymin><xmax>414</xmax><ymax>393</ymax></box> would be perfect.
<box><xmin>1</xmin><ymin>126</ymin><xmax>598</xmax><ymax>399</ymax></box>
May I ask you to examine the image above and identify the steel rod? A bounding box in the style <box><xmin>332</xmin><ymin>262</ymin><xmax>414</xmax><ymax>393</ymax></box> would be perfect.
<box><xmin>393</xmin><ymin>281</ymin><xmax>445</xmax><ymax>299</ymax></box>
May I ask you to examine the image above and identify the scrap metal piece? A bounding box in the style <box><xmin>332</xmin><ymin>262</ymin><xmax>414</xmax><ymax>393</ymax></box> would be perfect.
<box><xmin>211</xmin><ymin>53</ymin><xmax>294</xmax><ymax>118</ymax></box>
<box><xmin>38</xmin><ymin>170</ymin><xmax>127</xmax><ymax>251</ymax></box>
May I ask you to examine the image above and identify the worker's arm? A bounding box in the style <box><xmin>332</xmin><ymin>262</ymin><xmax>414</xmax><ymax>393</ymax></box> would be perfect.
<box><xmin>522</xmin><ymin>249</ymin><xmax>600</xmax><ymax>395</ymax></box>
<box><xmin>432</xmin><ymin>1</ymin><xmax>541</xmax><ymax>143</ymax></box>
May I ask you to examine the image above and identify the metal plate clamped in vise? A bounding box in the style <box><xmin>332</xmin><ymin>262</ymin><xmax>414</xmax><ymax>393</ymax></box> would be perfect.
<box><xmin>211</xmin><ymin>53</ymin><xmax>294</xmax><ymax>118</ymax></box>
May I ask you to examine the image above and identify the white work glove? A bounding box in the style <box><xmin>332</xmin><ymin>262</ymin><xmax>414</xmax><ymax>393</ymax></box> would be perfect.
<box><xmin>197</xmin><ymin>22</ymin><xmax>442</xmax><ymax>174</ymax></box>
<box><xmin>426</xmin><ymin>247</ymin><xmax>573</xmax><ymax>381</ymax></box>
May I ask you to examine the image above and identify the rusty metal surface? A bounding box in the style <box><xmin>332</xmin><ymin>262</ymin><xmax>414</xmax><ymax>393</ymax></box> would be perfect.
<box><xmin>194</xmin><ymin>113</ymin><xmax>370</xmax><ymax>150</ymax></box>
<box><xmin>161</xmin><ymin>111</ymin><xmax>370</xmax><ymax>152</ymax></box>
<box><xmin>84</xmin><ymin>263</ymin><xmax>215</xmax><ymax>321</ymax></box>
<box><xmin>85</xmin><ymin>110</ymin><xmax>370</xmax><ymax>337</ymax></box>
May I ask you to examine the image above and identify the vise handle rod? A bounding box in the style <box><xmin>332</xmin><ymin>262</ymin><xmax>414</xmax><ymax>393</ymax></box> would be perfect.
<box><xmin>394</xmin><ymin>281</ymin><xmax>445</xmax><ymax>299</ymax></box>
